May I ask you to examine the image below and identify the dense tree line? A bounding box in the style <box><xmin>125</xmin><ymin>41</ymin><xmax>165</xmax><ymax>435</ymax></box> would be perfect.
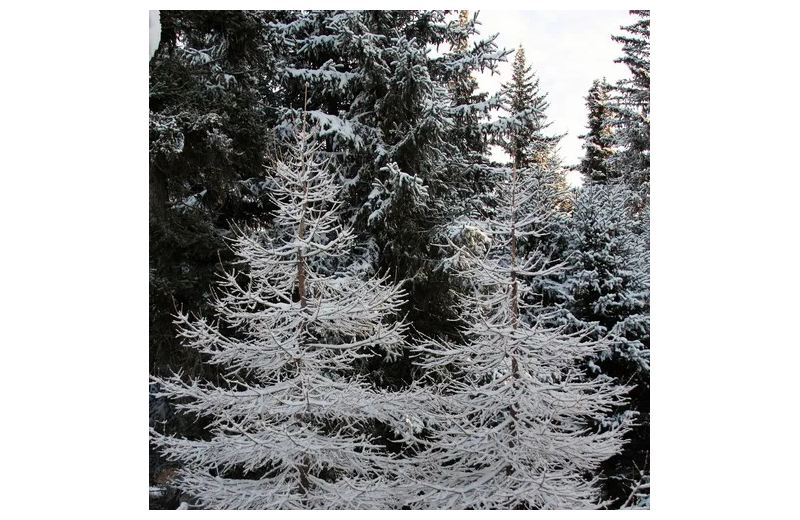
<box><xmin>149</xmin><ymin>9</ymin><xmax>650</xmax><ymax>510</ymax></box>
<box><xmin>571</xmin><ymin>10</ymin><xmax>650</xmax><ymax>507</ymax></box>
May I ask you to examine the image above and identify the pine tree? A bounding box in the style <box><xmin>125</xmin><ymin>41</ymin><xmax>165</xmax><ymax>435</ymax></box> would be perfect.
<box><xmin>150</xmin><ymin>122</ymin><xmax>417</xmax><ymax>509</ymax></box>
<box><xmin>481</xmin><ymin>46</ymin><xmax>573</xmax><ymax>322</ymax></box>
<box><xmin>406</xmin><ymin>164</ymin><xmax>630</xmax><ymax>509</ymax></box>
<box><xmin>578</xmin><ymin>78</ymin><xmax>617</xmax><ymax>184</ymax></box>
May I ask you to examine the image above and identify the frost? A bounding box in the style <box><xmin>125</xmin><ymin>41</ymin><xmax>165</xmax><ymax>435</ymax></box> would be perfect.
<box><xmin>171</xmin><ymin>190</ymin><xmax>207</xmax><ymax>212</ymax></box>
<box><xmin>366</xmin><ymin>163</ymin><xmax>429</xmax><ymax>228</ymax></box>
<box><xmin>307</xmin><ymin>110</ymin><xmax>362</xmax><ymax>149</ymax></box>
<box><xmin>407</xmin><ymin>164</ymin><xmax>631</xmax><ymax>509</ymax></box>
<box><xmin>151</xmin><ymin>122</ymin><xmax>419</xmax><ymax>510</ymax></box>
<box><xmin>284</xmin><ymin>64</ymin><xmax>356</xmax><ymax>91</ymax></box>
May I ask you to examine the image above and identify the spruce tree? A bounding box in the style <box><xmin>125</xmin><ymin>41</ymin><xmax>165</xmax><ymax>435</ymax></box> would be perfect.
<box><xmin>495</xmin><ymin>45</ymin><xmax>562</xmax><ymax>170</ymax></box>
<box><xmin>150</xmin><ymin>122</ymin><xmax>417</xmax><ymax>509</ymax></box>
<box><xmin>271</xmin><ymin>10</ymin><xmax>509</xmax><ymax>341</ymax></box>
<box><xmin>483</xmin><ymin>46</ymin><xmax>573</xmax><ymax>322</ymax></box>
<box><xmin>567</xmin><ymin>14</ymin><xmax>651</xmax><ymax>505</ymax></box>
<box><xmin>578</xmin><ymin>78</ymin><xmax>617</xmax><ymax>184</ymax></box>
<box><xmin>607</xmin><ymin>10</ymin><xmax>650</xmax><ymax>206</ymax></box>
<box><xmin>149</xmin><ymin>10</ymin><xmax>288</xmax><ymax>376</ymax></box>
<box><xmin>565</xmin><ymin>183</ymin><xmax>650</xmax><ymax>508</ymax></box>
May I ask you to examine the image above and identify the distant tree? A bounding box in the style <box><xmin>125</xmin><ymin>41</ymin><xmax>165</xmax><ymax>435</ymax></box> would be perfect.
<box><xmin>495</xmin><ymin>45</ymin><xmax>561</xmax><ymax>170</ymax></box>
<box><xmin>150</xmin><ymin>123</ymin><xmax>416</xmax><ymax>509</ymax></box>
<box><xmin>607</xmin><ymin>10</ymin><xmax>650</xmax><ymax>206</ymax></box>
<box><xmin>579</xmin><ymin>78</ymin><xmax>617</xmax><ymax>184</ymax></box>
<box><xmin>407</xmin><ymin>164</ymin><xmax>630</xmax><ymax>509</ymax></box>
<box><xmin>566</xmin><ymin>13</ymin><xmax>651</xmax><ymax>505</ymax></box>
<box><xmin>481</xmin><ymin>46</ymin><xmax>573</xmax><ymax>322</ymax></box>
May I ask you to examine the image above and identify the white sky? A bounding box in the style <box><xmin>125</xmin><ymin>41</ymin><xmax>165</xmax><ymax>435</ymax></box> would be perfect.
<box><xmin>470</xmin><ymin>10</ymin><xmax>633</xmax><ymax>184</ymax></box>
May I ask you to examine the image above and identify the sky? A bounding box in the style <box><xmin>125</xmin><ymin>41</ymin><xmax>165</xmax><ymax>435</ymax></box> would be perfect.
<box><xmin>470</xmin><ymin>10</ymin><xmax>634</xmax><ymax>185</ymax></box>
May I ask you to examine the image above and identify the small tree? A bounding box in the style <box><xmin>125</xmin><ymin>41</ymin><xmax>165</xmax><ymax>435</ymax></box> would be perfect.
<box><xmin>579</xmin><ymin>78</ymin><xmax>617</xmax><ymax>184</ymax></box>
<box><xmin>150</xmin><ymin>121</ymin><xmax>415</xmax><ymax>509</ymax></box>
<box><xmin>407</xmin><ymin>163</ymin><xmax>630</xmax><ymax>509</ymax></box>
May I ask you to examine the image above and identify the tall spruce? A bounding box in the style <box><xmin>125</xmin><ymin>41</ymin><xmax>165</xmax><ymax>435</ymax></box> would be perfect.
<box><xmin>271</xmin><ymin>10</ymin><xmax>509</xmax><ymax>341</ymax></box>
<box><xmin>149</xmin><ymin>11</ymin><xmax>288</xmax><ymax>376</ymax></box>
<box><xmin>496</xmin><ymin>45</ymin><xmax>561</xmax><ymax>170</ymax></box>
<box><xmin>486</xmin><ymin>46</ymin><xmax>572</xmax><ymax>321</ymax></box>
<box><xmin>566</xmin><ymin>12</ymin><xmax>651</xmax><ymax>506</ymax></box>
<box><xmin>608</xmin><ymin>10</ymin><xmax>650</xmax><ymax>205</ymax></box>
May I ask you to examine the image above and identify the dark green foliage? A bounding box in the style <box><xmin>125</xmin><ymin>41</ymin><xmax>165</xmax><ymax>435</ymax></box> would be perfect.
<box><xmin>269</xmin><ymin>10</ymin><xmax>509</xmax><ymax>343</ymax></box>
<box><xmin>149</xmin><ymin>10</ymin><xmax>287</xmax><ymax>376</ymax></box>
<box><xmin>495</xmin><ymin>46</ymin><xmax>562</xmax><ymax>169</ymax></box>
<box><xmin>608</xmin><ymin>10</ymin><xmax>650</xmax><ymax>206</ymax></box>
<box><xmin>579</xmin><ymin>78</ymin><xmax>617</xmax><ymax>184</ymax></box>
<box><xmin>568</xmin><ymin>12</ymin><xmax>651</xmax><ymax>507</ymax></box>
<box><xmin>566</xmin><ymin>184</ymin><xmax>650</xmax><ymax>508</ymax></box>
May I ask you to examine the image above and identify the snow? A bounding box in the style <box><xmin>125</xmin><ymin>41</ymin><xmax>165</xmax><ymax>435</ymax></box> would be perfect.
<box><xmin>307</xmin><ymin>110</ymin><xmax>361</xmax><ymax>148</ymax></box>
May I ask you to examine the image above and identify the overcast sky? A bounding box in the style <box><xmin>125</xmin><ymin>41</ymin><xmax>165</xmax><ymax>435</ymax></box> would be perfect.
<box><xmin>471</xmin><ymin>10</ymin><xmax>634</xmax><ymax>184</ymax></box>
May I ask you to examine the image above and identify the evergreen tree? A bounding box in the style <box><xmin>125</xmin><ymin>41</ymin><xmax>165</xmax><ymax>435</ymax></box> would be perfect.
<box><xmin>607</xmin><ymin>10</ymin><xmax>650</xmax><ymax>206</ymax></box>
<box><xmin>150</xmin><ymin>124</ymin><xmax>417</xmax><ymax>509</ymax></box>
<box><xmin>482</xmin><ymin>46</ymin><xmax>573</xmax><ymax>322</ymax></box>
<box><xmin>406</xmin><ymin>165</ymin><xmax>630</xmax><ymax>509</ymax></box>
<box><xmin>578</xmin><ymin>78</ymin><xmax>617</xmax><ymax>184</ymax></box>
<box><xmin>271</xmin><ymin>10</ymin><xmax>509</xmax><ymax>341</ymax></box>
<box><xmin>443</xmin><ymin>11</ymin><xmax>506</xmax><ymax>203</ymax></box>
<box><xmin>149</xmin><ymin>10</ymin><xmax>288</xmax><ymax>376</ymax></box>
<box><xmin>567</xmin><ymin>13</ymin><xmax>651</xmax><ymax>505</ymax></box>
<box><xmin>495</xmin><ymin>45</ymin><xmax>561</xmax><ymax>170</ymax></box>
<box><xmin>565</xmin><ymin>183</ymin><xmax>650</xmax><ymax>508</ymax></box>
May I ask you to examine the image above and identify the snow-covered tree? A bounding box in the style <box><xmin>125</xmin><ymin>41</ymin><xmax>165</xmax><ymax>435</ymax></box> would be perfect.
<box><xmin>607</xmin><ymin>10</ymin><xmax>650</xmax><ymax>206</ymax></box>
<box><xmin>406</xmin><ymin>164</ymin><xmax>630</xmax><ymax>509</ymax></box>
<box><xmin>494</xmin><ymin>45</ymin><xmax>562</xmax><ymax>170</ymax></box>
<box><xmin>149</xmin><ymin>10</ymin><xmax>289</xmax><ymax>377</ymax></box>
<box><xmin>473</xmin><ymin>46</ymin><xmax>574</xmax><ymax>323</ymax></box>
<box><xmin>565</xmin><ymin>183</ymin><xmax>649</xmax><ymax>507</ymax></box>
<box><xmin>578</xmin><ymin>78</ymin><xmax>617</xmax><ymax>184</ymax></box>
<box><xmin>269</xmin><ymin>11</ymin><xmax>510</xmax><ymax>341</ymax></box>
<box><xmin>150</xmin><ymin>122</ymin><xmax>417</xmax><ymax>509</ymax></box>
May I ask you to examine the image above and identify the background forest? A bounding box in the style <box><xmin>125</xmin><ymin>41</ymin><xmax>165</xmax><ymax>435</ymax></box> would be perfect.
<box><xmin>148</xmin><ymin>9</ymin><xmax>650</xmax><ymax>510</ymax></box>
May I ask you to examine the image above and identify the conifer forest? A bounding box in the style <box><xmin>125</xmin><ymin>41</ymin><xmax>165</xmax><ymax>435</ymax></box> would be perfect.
<box><xmin>149</xmin><ymin>10</ymin><xmax>650</xmax><ymax>510</ymax></box>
